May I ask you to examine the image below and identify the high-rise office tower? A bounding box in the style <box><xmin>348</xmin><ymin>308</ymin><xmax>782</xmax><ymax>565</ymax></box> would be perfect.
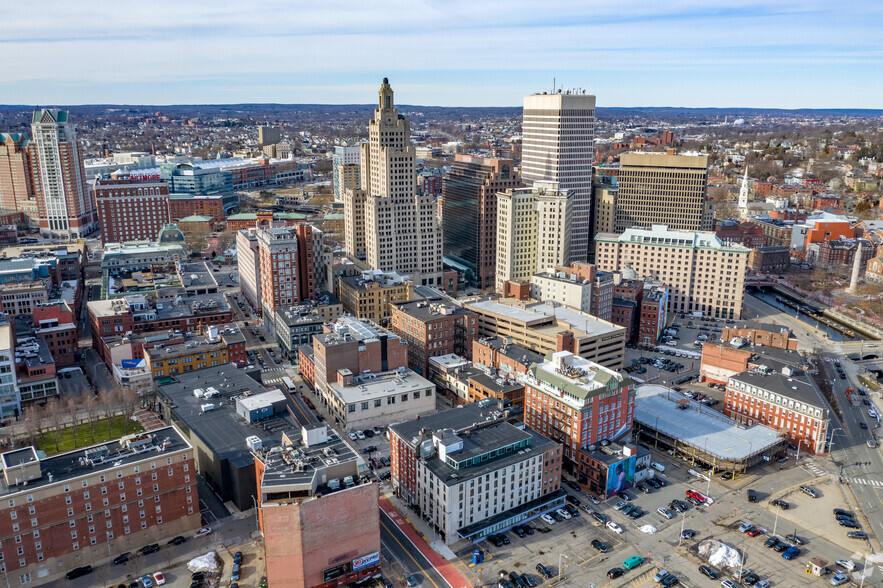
<box><xmin>522</xmin><ymin>91</ymin><xmax>595</xmax><ymax>262</ymax></box>
<box><xmin>258</xmin><ymin>125</ymin><xmax>281</xmax><ymax>146</ymax></box>
<box><xmin>496</xmin><ymin>181</ymin><xmax>572</xmax><ymax>292</ymax></box>
<box><xmin>442</xmin><ymin>154</ymin><xmax>521</xmax><ymax>290</ymax></box>
<box><xmin>332</xmin><ymin>145</ymin><xmax>361</xmax><ymax>202</ymax></box>
<box><xmin>30</xmin><ymin>109</ymin><xmax>97</xmax><ymax>238</ymax></box>
<box><xmin>344</xmin><ymin>79</ymin><xmax>443</xmax><ymax>286</ymax></box>
<box><xmin>0</xmin><ymin>133</ymin><xmax>39</xmax><ymax>223</ymax></box>
<box><xmin>613</xmin><ymin>152</ymin><xmax>712</xmax><ymax>233</ymax></box>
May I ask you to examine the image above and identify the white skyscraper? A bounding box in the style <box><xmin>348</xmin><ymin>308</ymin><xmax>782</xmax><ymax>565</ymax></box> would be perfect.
<box><xmin>521</xmin><ymin>91</ymin><xmax>595</xmax><ymax>262</ymax></box>
<box><xmin>344</xmin><ymin>79</ymin><xmax>443</xmax><ymax>286</ymax></box>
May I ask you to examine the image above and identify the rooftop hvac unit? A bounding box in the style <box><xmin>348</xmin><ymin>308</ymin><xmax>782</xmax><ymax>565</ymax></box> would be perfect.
<box><xmin>246</xmin><ymin>435</ymin><xmax>262</xmax><ymax>451</ymax></box>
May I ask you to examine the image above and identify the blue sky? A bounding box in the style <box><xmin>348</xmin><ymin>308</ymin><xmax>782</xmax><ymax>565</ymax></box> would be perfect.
<box><xmin>2</xmin><ymin>0</ymin><xmax>881</xmax><ymax>108</ymax></box>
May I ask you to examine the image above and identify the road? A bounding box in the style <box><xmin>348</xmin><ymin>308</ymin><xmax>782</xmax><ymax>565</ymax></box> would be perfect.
<box><xmin>379</xmin><ymin>508</ymin><xmax>450</xmax><ymax>588</ymax></box>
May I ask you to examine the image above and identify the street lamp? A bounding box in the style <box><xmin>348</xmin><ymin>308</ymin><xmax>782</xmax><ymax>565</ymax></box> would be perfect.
<box><xmin>678</xmin><ymin>511</ymin><xmax>687</xmax><ymax>546</ymax></box>
<box><xmin>557</xmin><ymin>553</ymin><xmax>569</xmax><ymax>581</ymax></box>
<box><xmin>251</xmin><ymin>495</ymin><xmax>260</xmax><ymax>533</ymax></box>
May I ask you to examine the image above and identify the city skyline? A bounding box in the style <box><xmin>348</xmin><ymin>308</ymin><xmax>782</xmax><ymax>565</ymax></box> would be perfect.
<box><xmin>3</xmin><ymin>0</ymin><xmax>881</xmax><ymax>108</ymax></box>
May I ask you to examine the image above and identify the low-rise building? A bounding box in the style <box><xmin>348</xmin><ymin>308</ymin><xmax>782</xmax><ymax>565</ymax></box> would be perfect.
<box><xmin>144</xmin><ymin>325</ymin><xmax>244</xmax><ymax>377</ymax></box>
<box><xmin>15</xmin><ymin>336</ymin><xmax>58</xmax><ymax>405</ymax></box>
<box><xmin>274</xmin><ymin>307</ymin><xmax>325</xmax><ymax>361</ymax></box>
<box><xmin>338</xmin><ymin>270</ymin><xmax>413</xmax><ymax>326</ymax></box>
<box><xmin>471</xmin><ymin>336</ymin><xmax>544</xmax><ymax>378</ymax></box>
<box><xmin>389</xmin><ymin>402</ymin><xmax>564</xmax><ymax>544</ymax></box>
<box><xmin>725</xmin><ymin>366</ymin><xmax>829</xmax><ymax>454</ymax></box>
<box><xmin>0</xmin><ymin>429</ymin><xmax>199</xmax><ymax>587</ymax></box>
<box><xmin>32</xmin><ymin>301</ymin><xmax>77</xmax><ymax>367</ymax></box>
<box><xmin>253</xmin><ymin>424</ymin><xmax>381</xmax><ymax>588</ymax></box>
<box><xmin>748</xmin><ymin>246</ymin><xmax>791</xmax><ymax>274</ymax></box>
<box><xmin>522</xmin><ymin>351</ymin><xmax>636</xmax><ymax>466</ymax></box>
<box><xmin>639</xmin><ymin>284</ymin><xmax>668</xmax><ymax>346</ymax></box>
<box><xmin>326</xmin><ymin>367</ymin><xmax>435</xmax><ymax>432</ymax></box>
<box><xmin>575</xmin><ymin>442</ymin><xmax>649</xmax><ymax>499</ymax></box>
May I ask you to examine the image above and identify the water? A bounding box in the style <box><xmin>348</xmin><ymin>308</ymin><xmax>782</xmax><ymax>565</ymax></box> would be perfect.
<box><xmin>748</xmin><ymin>291</ymin><xmax>861</xmax><ymax>343</ymax></box>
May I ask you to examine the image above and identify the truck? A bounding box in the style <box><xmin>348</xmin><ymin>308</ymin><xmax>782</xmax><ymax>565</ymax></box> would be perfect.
<box><xmin>846</xmin><ymin>388</ymin><xmax>860</xmax><ymax>408</ymax></box>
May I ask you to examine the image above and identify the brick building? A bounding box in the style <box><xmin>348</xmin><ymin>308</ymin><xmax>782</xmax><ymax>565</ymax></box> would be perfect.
<box><xmin>167</xmin><ymin>194</ymin><xmax>225</xmax><ymax>222</ymax></box>
<box><xmin>714</xmin><ymin>219</ymin><xmax>766</xmax><ymax>248</ymax></box>
<box><xmin>0</xmin><ymin>428</ymin><xmax>199</xmax><ymax>586</ymax></box>
<box><xmin>471</xmin><ymin>336</ymin><xmax>544</xmax><ymax>377</ymax></box>
<box><xmin>94</xmin><ymin>175</ymin><xmax>170</xmax><ymax>244</ymax></box>
<box><xmin>337</xmin><ymin>271</ymin><xmax>413</xmax><ymax>326</ymax></box>
<box><xmin>225</xmin><ymin>211</ymin><xmax>307</xmax><ymax>232</ymax></box>
<box><xmin>32</xmin><ymin>301</ymin><xmax>77</xmax><ymax>367</ymax></box>
<box><xmin>522</xmin><ymin>351</ymin><xmax>635</xmax><ymax>466</ymax></box>
<box><xmin>748</xmin><ymin>246</ymin><xmax>791</xmax><ymax>274</ymax></box>
<box><xmin>638</xmin><ymin>285</ymin><xmax>668</xmax><ymax>346</ymax></box>
<box><xmin>389</xmin><ymin>297</ymin><xmax>477</xmax><ymax>376</ymax></box>
<box><xmin>817</xmin><ymin>237</ymin><xmax>874</xmax><ymax>270</ymax></box>
<box><xmin>611</xmin><ymin>298</ymin><xmax>637</xmax><ymax>341</ymax></box>
<box><xmin>0</xmin><ymin>133</ymin><xmax>39</xmax><ymax>223</ymax></box>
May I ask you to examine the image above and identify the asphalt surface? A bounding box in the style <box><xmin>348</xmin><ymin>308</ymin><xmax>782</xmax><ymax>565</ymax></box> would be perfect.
<box><xmin>379</xmin><ymin>509</ymin><xmax>450</xmax><ymax>588</ymax></box>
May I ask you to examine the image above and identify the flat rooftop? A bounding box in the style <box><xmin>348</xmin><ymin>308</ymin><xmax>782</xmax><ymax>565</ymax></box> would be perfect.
<box><xmin>390</xmin><ymin>402</ymin><xmax>523</xmax><ymax>449</ymax></box>
<box><xmin>429</xmin><ymin>354</ymin><xmax>469</xmax><ymax>371</ymax></box>
<box><xmin>256</xmin><ymin>426</ymin><xmax>361</xmax><ymax>492</ymax></box>
<box><xmin>392</xmin><ymin>299</ymin><xmax>473</xmax><ymax>322</ymax></box>
<box><xmin>475</xmin><ymin>336</ymin><xmax>544</xmax><ymax>367</ymax></box>
<box><xmin>729</xmin><ymin>369</ymin><xmax>825</xmax><ymax>410</ymax></box>
<box><xmin>464</xmin><ymin>299</ymin><xmax>552</xmax><ymax>326</ymax></box>
<box><xmin>529</xmin><ymin>302</ymin><xmax>625</xmax><ymax>338</ymax></box>
<box><xmin>635</xmin><ymin>385</ymin><xmax>783</xmax><ymax>461</ymax></box>
<box><xmin>329</xmin><ymin>369</ymin><xmax>433</xmax><ymax>404</ymax></box>
<box><xmin>178</xmin><ymin>261</ymin><xmax>217</xmax><ymax>289</ymax></box>
<box><xmin>156</xmin><ymin>364</ymin><xmax>304</xmax><ymax>459</ymax></box>
<box><xmin>526</xmin><ymin>352</ymin><xmax>631</xmax><ymax>405</ymax></box>
<box><xmin>0</xmin><ymin>427</ymin><xmax>190</xmax><ymax>498</ymax></box>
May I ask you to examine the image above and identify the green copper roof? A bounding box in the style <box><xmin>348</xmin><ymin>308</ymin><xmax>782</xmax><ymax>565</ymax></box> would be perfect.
<box><xmin>178</xmin><ymin>215</ymin><xmax>213</xmax><ymax>222</ymax></box>
<box><xmin>226</xmin><ymin>213</ymin><xmax>257</xmax><ymax>220</ymax></box>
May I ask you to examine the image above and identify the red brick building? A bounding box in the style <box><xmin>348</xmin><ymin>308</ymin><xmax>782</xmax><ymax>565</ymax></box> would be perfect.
<box><xmin>748</xmin><ymin>246</ymin><xmax>791</xmax><ymax>274</ymax></box>
<box><xmin>95</xmin><ymin>175</ymin><xmax>170</xmax><ymax>244</ymax></box>
<box><xmin>0</xmin><ymin>428</ymin><xmax>199</xmax><ymax>587</ymax></box>
<box><xmin>714</xmin><ymin>220</ymin><xmax>766</xmax><ymax>248</ymax></box>
<box><xmin>168</xmin><ymin>194</ymin><xmax>225</xmax><ymax>222</ymax></box>
<box><xmin>611</xmin><ymin>298</ymin><xmax>637</xmax><ymax>340</ymax></box>
<box><xmin>225</xmin><ymin>211</ymin><xmax>307</xmax><ymax>232</ymax></box>
<box><xmin>0</xmin><ymin>133</ymin><xmax>39</xmax><ymax>222</ymax></box>
<box><xmin>639</xmin><ymin>285</ymin><xmax>668</xmax><ymax>346</ymax></box>
<box><xmin>389</xmin><ymin>297</ymin><xmax>477</xmax><ymax>376</ymax></box>
<box><xmin>32</xmin><ymin>301</ymin><xmax>77</xmax><ymax>367</ymax></box>
<box><xmin>817</xmin><ymin>237</ymin><xmax>874</xmax><ymax>270</ymax></box>
<box><xmin>472</xmin><ymin>336</ymin><xmax>544</xmax><ymax>377</ymax></box>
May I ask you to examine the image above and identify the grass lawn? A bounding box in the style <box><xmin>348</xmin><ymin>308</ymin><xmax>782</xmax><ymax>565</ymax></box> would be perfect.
<box><xmin>37</xmin><ymin>416</ymin><xmax>145</xmax><ymax>456</ymax></box>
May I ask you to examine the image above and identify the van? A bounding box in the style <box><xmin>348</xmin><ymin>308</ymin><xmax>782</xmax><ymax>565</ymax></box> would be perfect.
<box><xmin>747</xmin><ymin>489</ymin><xmax>757</xmax><ymax>503</ymax></box>
<box><xmin>623</xmin><ymin>556</ymin><xmax>644</xmax><ymax>570</ymax></box>
<box><xmin>650</xmin><ymin>462</ymin><xmax>665</xmax><ymax>473</ymax></box>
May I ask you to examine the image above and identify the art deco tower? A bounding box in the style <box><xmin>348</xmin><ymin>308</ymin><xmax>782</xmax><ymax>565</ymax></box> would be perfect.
<box><xmin>344</xmin><ymin>79</ymin><xmax>443</xmax><ymax>286</ymax></box>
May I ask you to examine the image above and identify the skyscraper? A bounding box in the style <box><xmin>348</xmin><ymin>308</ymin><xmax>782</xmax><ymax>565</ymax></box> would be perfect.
<box><xmin>496</xmin><ymin>181</ymin><xmax>572</xmax><ymax>292</ymax></box>
<box><xmin>521</xmin><ymin>91</ymin><xmax>595</xmax><ymax>262</ymax></box>
<box><xmin>0</xmin><ymin>133</ymin><xmax>39</xmax><ymax>223</ymax></box>
<box><xmin>30</xmin><ymin>109</ymin><xmax>97</xmax><ymax>238</ymax></box>
<box><xmin>442</xmin><ymin>154</ymin><xmax>521</xmax><ymax>290</ymax></box>
<box><xmin>332</xmin><ymin>145</ymin><xmax>361</xmax><ymax>202</ymax></box>
<box><xmin>344</xmin><ymin>79</ymin><xmax>443</xmax><ymax>286</ymax></box>
<box><xmin>613</xmin><ymin>152</ymin><xmax>712</xmax><ymax>233</ymax></box>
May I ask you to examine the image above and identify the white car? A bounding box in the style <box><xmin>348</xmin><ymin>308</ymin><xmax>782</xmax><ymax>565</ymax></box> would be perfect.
<box><xmin>153</xmin><ymin>572</ymin><xmax>166</xmax><ymax>586</ymax></box>
<box><xmin>657</xmin><ymin>507</ymin><xmax>673</xmax><ymax>519</ymax></box>
<box><xmin>356</xmin><ymin>431</ymin><xmax>366</xmax><ymax>440</ymax></box>
<box><xmin>540</xmin><ymin>514</ymin><xmax>556</xmax><ymax>525</ymax></box>
<box><xmin>556</xmin><ymin>508</ymin><xmax>571</xmax><ymax>520</ymax></box>
<box><xmin>650</xmin><ymin>462</ymin><xmax>665</xmax><ymax>472</ymax></box>
<box><xmin>193</xmin><ymin>527</ymin><xmax>212</xmax><ymax>538</ymax></box>
<box><xmin>606</xmin><ymin>521</ymin><xmax>623</xmax><ymax>534</ymax></box>
<box><xmin>348</xmin><ymin>432</ymin><xmax>358</xmax><ymax>441</ymax></box>
<box><xmin>830</xmin><ymin>571</ymin><xmax>849</xmax><ymax>586</ymax></box>
<box><xmin>835</xmin><ymin>559</ymin><xmax>856</xmax><ymax>572</ymax></box>
<box><xmin>613</xmin><ymin>500</ymin><xmax>628</xmax><ymax>511</ymax></box>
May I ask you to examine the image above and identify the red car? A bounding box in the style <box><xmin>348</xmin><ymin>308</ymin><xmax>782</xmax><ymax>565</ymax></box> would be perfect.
<box><xmin>686</xmin><ymin>490</ymin><xmax>706</xmax><ymax>503</ymax></box>
<box><xmin>747</xmin><ymin>528</ymin><xmax>763</xmax><ymax>537</ymax></box>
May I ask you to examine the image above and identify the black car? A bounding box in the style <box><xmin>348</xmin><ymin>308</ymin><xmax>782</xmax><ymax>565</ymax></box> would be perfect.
<box><xmin>607</xmin><ymin>568</ymin><xmax>626</xmax><ymax>579</ymax></box>
<box><xmin>565</xmin><ymin>480</ymin><xmax>581</xmax><ymax>490</ymax></box>
<box><xmin>646</xmin><ymin>478</ymin><xmax>662</xmax><ymax>489</ymax></box>
<box><xmin>488</xmin><ymin>534</ymin><xmax>504</xmax><ymax>547</ymax></box>
<box><xmin>698</xmin><ymin>565</ymin><xmax>718</xmax><ymax>579</ymax></box>
<box><xmin>848</xmin><ymin>531</ymin><xmax>869</xmax><ymax>540</ymax></box>
<box><xmin>861</xmin><ymin>422</ymin><xmax>869</xmax><ymax>429</ymax></box>
<box><xmin>742</xmin><ymin>572</ymin><xmax>760</xmax><ymax>586</ymax></box>
<box><xmin>362</xmin><ymin>445</ymin><xmax>377</xmax><ymax>454</ymax></box>
<box><xmin>522</xmin><ymin>525</ymin><xmax>534</xmax><ymax>536</ymax></box>
<box><xmin>785</xmin><ymin>534</ymin><xmax>805</xmax><ymax>545</ymax></box>
<box><xmin>65</xmin><ymin>566</ymin><xmax>93</xmax><ymax>580</ymax></box>
<box><xmin>167</xmin><ymin>536</ymin><xmax>187</xmax><ymax>545</ymax></box>
<box><xmin>363</xmin><ymin>429</ymin><xmax>375</xmax><ymax>438</ymax></box>
<box><xmin>669</xmin><ymin>499</ymin><xmax>688</xmax><ymax>513</ymax></box>
<box><xmin>839</xmin><ymin>519</ymin><xmax>861</xmax><ymax>529</ymax></box>
<box><xmin>770</xmin><ymin>499</ymin><xmax>789</xmax><ymax>509</ymax></box>
<box><xmin>591</xmin><ymin>512</ymin><xmax>607</xmax><ymax>524</ymax></box>
<box><xmin>617</xmin><ymin>491</ymin><xmax>632</xmax><ymax>501</ymax></box>
<box><xmin>591</xmin><ymin>539</ymin><xmax>610</xmax><ymax>553</ymax></box>
<box><xmin>629</xmin><ymin>508</ymin><xmax>644</xmax><ymax>519</ymax></box>
<box><xmin>112</xmin><ymin>552</ymin><xmax>131</xmax><ymax>565</ymax></box>
<box><xmin>536</xmin><ymin>564</ymin><xmax>553</xmax><ymax>579</ymax></box>
<box><xmin>686</xmin><ymin>495</ymin><xmax>702</xmax><ymax>506</ymax></box>
<box><xmin>521</xmin><ymin>574</ymin><xmax>537</xmax><ymax>588</ymax></box>
<box><xmin>773</xmin><ymin>542</ymin><xmax>790</xmax><ymax>553</ymax></box>
<box><xmin>660</xmin><ymin>575</ymin><xmax>680</xmax><ymax>587</ymax></box>
<box><xmin>138</xmin><ymin>543</ymin><xmax>160</xmax><ymax>555</ymax></box>
<box><xmin>565</xmin><ymin>504</ymin><xmax>579</xmax><ymax>517</ymax></box>
<box><xmin>500</xmin><ymin>534</ymin><xmax>510</xmax><ymax>545</ymax></box>
<box><xmin>763</xmin><ymin>536</ymin><xmax>779</xmax><ymax>549</ymax></box>
<box><xmin>637</xmin><ymin>483</ymin><xmax>652</xmax><ymax>494</ymax></box>
<box><xmin>508</xmin><ymin>571</ymin><xmax>527</xmax><ymax>588</ymax></box>
<box><xmin>834</xmin><ymin>508</ymin><xmax>853</xmax><ymax>517</ymax></box>
<box><xmin>681</xmin><ymin>529</ymin><xmax>697</xmax><ymax>540</ymax></box>
<box><xmin>512</xmin><ymin>526</ymin><xmax>526</xmax><ymax>538</ymax></box>
<box><xmin>551</xmin><ymin>511</ymin><xmax>563</xmax><ymax>522</ymax></box>
<box><xmin>191</xmin><ymin>572</ymin><xmax>206</xmax><ymax>581</ymax></box>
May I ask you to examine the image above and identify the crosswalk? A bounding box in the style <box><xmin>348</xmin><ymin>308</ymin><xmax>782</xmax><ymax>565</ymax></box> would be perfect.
<box><xmin>848</xmin><ymin>477</ymin><xmax>883</xmax><ymax>488</ymax></box>
<box><xmin>801</xmin><ymin>461</ymin><xmax>828</xmax><ymax>477</ymax></box>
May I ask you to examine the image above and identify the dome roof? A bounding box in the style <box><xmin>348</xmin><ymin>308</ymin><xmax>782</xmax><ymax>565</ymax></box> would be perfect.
<box><xmin>621</xmin><ymin>261</ymin><xmax>637</xmax><ymax>281</ymax></box>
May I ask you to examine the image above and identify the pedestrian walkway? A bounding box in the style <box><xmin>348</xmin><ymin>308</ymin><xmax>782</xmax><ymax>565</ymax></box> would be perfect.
<box><xmin>379</xmin><ymin>497</ymin><xmax>471</xmax><ymax>588</ymax></box>
<box><xmin>848</xmin><ymin>477</ymin><xmax>883</xmax><ymax>488</ymax></box>
<box><xmin>135</xmin><ymin>409</ymin><xmax>164</xmax><ymax>430</ymax></box>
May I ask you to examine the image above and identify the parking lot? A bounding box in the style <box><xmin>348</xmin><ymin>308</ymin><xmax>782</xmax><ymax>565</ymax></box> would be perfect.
<box><xmin>447</xmin><ymin>444</ymin><xmax>875</xmax><ymax>588</ymax></box>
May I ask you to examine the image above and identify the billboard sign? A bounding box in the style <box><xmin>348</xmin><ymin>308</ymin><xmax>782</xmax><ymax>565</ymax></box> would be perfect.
<box><xmin>352</xmin><ymin>551</ymin><xmax>380</xmax><ymax>571</ymax></box>
<box><xmin>605</xmin><ymin>454</ymin><xmax>637</xmax><ymax>496</ymax></box>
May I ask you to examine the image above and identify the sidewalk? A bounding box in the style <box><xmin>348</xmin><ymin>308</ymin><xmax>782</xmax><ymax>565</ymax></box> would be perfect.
<box><xmin>379</xmin><ymin>496</ymin><xmax>472</xmax><ymax>588</ymax></box>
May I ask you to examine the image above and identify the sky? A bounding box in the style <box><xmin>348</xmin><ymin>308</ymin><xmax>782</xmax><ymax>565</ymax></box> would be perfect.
<box><xmin>2</xmin><ymin>0</ymin><xmax>882</xmax><ymax>108</ymax></box>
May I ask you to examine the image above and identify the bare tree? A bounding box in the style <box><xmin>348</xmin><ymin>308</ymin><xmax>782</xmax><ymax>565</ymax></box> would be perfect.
<box><xmin>83</xmin><ymin>394</ymin><xmax>102</xmax><ymax>444</ymax></box>
<box><xmin>103</xmin><ymin>389</ymin><xmax>123</xmax><ymax>438</ymax></box>
<box><xmin>63</xmin><ymin>395</ymin><xmax>81</xmax><ymax>448</ymax></box>
<box><xmin>115</xmin><ymin>389</ymin><xmax>140</xmax><ymax>435</ymax></box>
<box><xmin>19</xmin><ymin>404</ymin><xmax>46</xmax><ymax>448</ymax></box>
<box><xmin>45</xmin><ymin>399</ymin><xmax>66</xmax><ymax>453</ymax></box>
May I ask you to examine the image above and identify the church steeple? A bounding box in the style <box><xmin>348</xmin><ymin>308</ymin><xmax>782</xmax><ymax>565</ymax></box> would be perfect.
<box><xmin>378</xmin><ymin>78</ymin><xmax>394</xmax><ymax>110</ymax></box>
<box><xmin>738</xmin><ymin>166</ymin><xmax>750</xmax><ymax>218</ymax></box>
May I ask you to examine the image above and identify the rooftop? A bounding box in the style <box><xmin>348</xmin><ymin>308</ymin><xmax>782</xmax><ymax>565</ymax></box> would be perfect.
<box><xmin>729</xmin><ymin>368</ymin><xmax>826</xmax><ymax>411</ymax></box>
<box><xmin>468</xmin><ymin>371</ymin><xmax>523</xmax><ymax>394</ymax></box>
<box><xmin>525</xmin><ymin>351</ymin><xmax>632</xmax><ymax>408</ymax></box>
<box><xmin>0</xmin><ymin>427</ymin><xmax>190</xmax><ymax>498</ymax></box>
<box><xmin>390</xmin><ymin>402</ymin><xmax>523</xmax><ymax>449</ymax></box>
<box><xmin>635</xmin><ymin>385</ymin><xmax>783</xmax><ymax>461</ymax></box>
<box><xmin>392</xmin><ymin>298</ymin><xmax>473</xmax><ymax>322</ymax></box>
<box><xmin>429</xmin><ymin>354</ymin><xmax>470</xmax><ymax>371</ymax></box>
<box><xmin>156</xmin><ymin>364</ymin><xmax>305</xmax><ymax>458</ymax></box>
<box><xmin>596</xmin><ymin>225</ymin><xmax>751</xmax><ymax>253</ymax></box>
<box><xmin>725</xmin><ymin>322</ymin><xmax>793</xmax><ymax>336</ymax></box>
<box><xmin>329</xmin><ymin>368</ymin><xmax>433</xmax><ymax>404</ymax></box>
<box><xmin>341</xmin><ymin>271</ymin><xmax>411</xmax><ymax>291</ymax></box>
<box><xmin>474</xmin><ymin>336</ymin><xmax>544</xmax><ymax>368</ymax></box>
<box><xmin>15</xmin><ymin>336</ymin><xmax>55</xmax><ymax>369</ymax></box>
<box><xmin>315</xmin><ymin>315</ymin><xmax>400</xmax><ymax>347</ymax></box>
<box><xmin>275</xmin><ymin>306</ymin><xmax>325</xmax><ymax>328</ymax></box>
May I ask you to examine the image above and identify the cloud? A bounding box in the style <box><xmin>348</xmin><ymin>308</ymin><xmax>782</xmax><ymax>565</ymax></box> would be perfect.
<box><xmin>1</xmin><ymin>0</ymin><xmax>881</xmax><ymax>107</ymax></box>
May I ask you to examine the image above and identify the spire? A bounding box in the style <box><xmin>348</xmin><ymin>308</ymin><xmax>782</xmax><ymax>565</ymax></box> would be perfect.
<box><xmin>738</xmin><ymin>166</ymin><xmax>751</xmax><ymax>218</ymax></box>
<box><xmin>379</xmin><ymin>78</ymin><xmax>394</xmax><ymax>111</ymax></box>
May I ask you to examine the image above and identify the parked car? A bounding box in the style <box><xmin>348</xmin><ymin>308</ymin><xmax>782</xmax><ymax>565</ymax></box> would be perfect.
<box><xmin>607</xmin><ymin>567</ymin><xmax>626</xmax><ymax>579</ymax></box>
<box><xmin>653</xmin><ymin>569</ymin><xmax>670</xmax><ymax>583</ymax></box>
<box><xmin>738</xmin><ymin>521</ymin><xmax>754</xmax><ymax>533</ymax></box>
<box><xmin>785</xmin><ymin>534</ymin><xmax>805</xmax><ymax>545</ymax></box>
<box><xmin>829</xmin><ymin>572</ymin><xmax>849</xmax><ymax>586</ymax></box>
<box><xmin>770</xmin><ymin>499</ymin><xmax>789</xmax><ymax>509</ymax></box>
<box><xmin>535</xmin><ymin>564</ymin><xmax>553</xmax><ymax>579</ymax></box>
<box><xmin>746</xmin><ymin>527</ymin><xmax>763</xmax><ymax>537</ymax></box>
<box><xmin>193</xmin><ymin>527</ymin><xmax>212</xmax><ymax>538</ymax></box>
<box><xmin>167</xmin><ymin>536</ymin><xmax>186</xmax><ymax>546</ymax></box>
<box><xmin>591</xmin><ymin>512</ymin><xmax>607</xmax><ymax>524</ymax></box>
<box><xmin>153</xmin><ymin>572</ymin><xmax>166</xmax><ymax>586</ymax></box>
<box><xmin>66</xmin><ymin>567</ymin><xmax>93</xmax><ymax>581</ymax></box>
<box><xmin>799</xmin><ymin>485</ymin><xmax>819</xmax><ymax>498</ymax></box>
<box><xmin>657</xmin><ymin>507</ymin><xmax>674</xmax><ymax>519</ymax></box>
<box><xmin>681</xmin><ymin>529</ymin><xmax>697</xmax><ymax>540</ymax></box>
<box><xmin>763</xmin><ymin>536</ymin><xmax>779</xmax><ymax>549</ymax></box>
<box><xmin>591</xmin><ymin>539</ymin><xmax>610</xmax><ymax>553</ymax></box>
<box><xmin>835</xmin><ymin>559</ymin><xmax>856</xmax><ymax>572</ymax></box>
<box><xmin>540</xmin><ymin>514</ymin><xmax>556</xmax><ymax>525</ymax></box>
<box><xmin>698</xmin><ymin>565</ymin><xmax>718</xmax><ymax>579</ymax></box>
<box><xmin>782</xmin><ymin>546</ymin><xmax>801</xmax><ymax>560</ymax></box>
<box><xmin>848</xmin><ymin>531</ymin><xmax>869</xmax><ymax>540</ymax></box>
<box><xmin>606</xmin><ymin>521</ymin><xmax>624</xmax><ymax>534</ymax></box>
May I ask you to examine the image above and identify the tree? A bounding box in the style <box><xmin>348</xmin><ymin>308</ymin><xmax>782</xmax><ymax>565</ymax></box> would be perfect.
<box><xmin>113</xmin><ymin>388</ymin><xmax>140</xmax><ymax>435</ymax></box>
<box><xmin>45</xmin><ymin>399</ymin><xmax>66</xmax><ymax>453</ymax></box>
<box><xmin>181</xmin><ymin>223</ymin><xmax>212</xmax><ymax>255</ymax></box>
<box><xmin>83</xmin><ymin>393</ymin><xmax>102</xmax><ymax>444</ymax></box>
<box><xmin>63</xmin><ymin>395</ymin><xmax>81</xmax><ymax>448</ymax></box>
<box><xmin>19</xmin><ymin>403</ymin><xmax>46</xmax><ymax>448</ymax></box>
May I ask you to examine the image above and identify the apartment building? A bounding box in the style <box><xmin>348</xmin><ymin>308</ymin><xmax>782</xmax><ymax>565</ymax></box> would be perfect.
<box><xmin>595</xmin><ymin>225</ymin><xmax>749</xmax><ymax>319</ymax></box>
<box><xmin>614</xmin><ymin>152</ymin><xmax>711</xmax><ymax>233</ymax></box>
<box><xmin>337</xmin><ymin>271</ymin><xmax>413</xmax><ymax>326</ymax></box>
<box><xmin>95</xmin><ymin>175</ymin><xmax>170</xmax><ymax>244</ymax></box>
<box><xmin>530</xmin><ymin>262</ymin><xmax>613</xmax><ymax>320</ymax></box>
<box><xmin>274</xmin><ymin>307</ymin><xmax>325</xmax><ymax>361</ymax></box>
<box><xmin>0</xmin><ymin>428</ymin><xmax>199</xmax><ymax>586</ymax></box>
<box><xmin>343</xmin><ymin>79</ymin><xmax>443</xmax><ymax>286</ymax></box>
<box><xmin>30</xmin><ymin>109</ymin><xmax>97</xmax><ymax>238</ymax></box>
<box><xmin>522</xmin><ymin>91</ymin><xmax>595</xmax><ymax>262</ymax></box>
<box><xmin>442</xmin><ymin>155</ymin><xmax>521</xmax><ymax>290</ymax></box>
<box><xmin>389</xmin><ymin>297</ymin><xmax>477</xmax><ymax>376</ymax></box>
<box><xmin>522</xmin><ymin>351</ymin><xmax>636</xmax><ymax>465</ymax></box>
<box><xmin>472</xmin><ymin>336</ymin><xmax>544</xmax><ymax>378</ymax></box>
<box><xmin>0</xmin><ymin>321</ymin><xmax>17</xmax><ymax>419</ymax></box>
<box><xmin>32</xmin><ymin>302</ymin><xmax>77</xmax><ymax>367</ymax></box>
<box><xmin>496</xmin><ymin>182</ymin><xmax>572</xmax><ymax>292</ymax></box>
<box><xmin>144</xmin><ymin>326</ymin><xmax>245</xmax><ymax>378</ymax></box>
<box><xmin>167</xmin><ymin>194</ymin><xmax>225</xmax><ymax>222</ymax></box>
<box><xmin>332</xmin><ymin>145</ymin><xmax>361</xmax><ymax>202</ymax></box>
<box><xmin>726</xmin><ymin>367</ymin><xmax>829</xmax><ymax>454</ymax></box>
<box><xmin>236</xmin><ymin>228</ymin><xmax>261</xmax><ymax>311</ymax></box>
<box><xmin>0</xmin><ymin>132</ymin><xmax>39</xmax><ymax>223</ymax></box>
<box><xmin>326</xmin><ymin>367</ymin><xmax>435</xmax><ymax>431</ymax></box>
<box><xmin>253</xmin><ymin>424</ymin><xmax>381</xmax><ymax>588</ymax></box>
<box><xmin>389</xmin><ymin>402</ymin><xmax>564</xmax><ymax>544</ymax></box>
